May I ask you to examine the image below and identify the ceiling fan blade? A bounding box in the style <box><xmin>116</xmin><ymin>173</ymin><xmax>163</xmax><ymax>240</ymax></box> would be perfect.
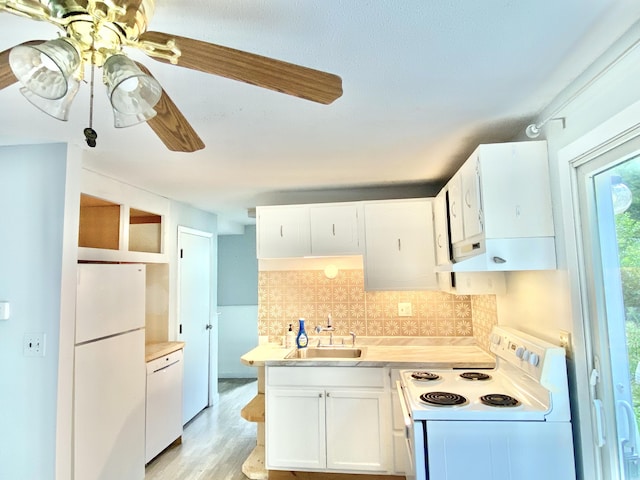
<box><xmin>139</xmin><ymin>31</ymin><xmax>343</xmax><ymax>105</ymax></box>
<box><xmin>0</xmin><ymin>40</ymin><xmax>44</xmax><ymax>90</ymax></box>
<box><xmin>136</xmin><ymin>63</ymin><xmax>205</xmax><ymax>153</ymax></box>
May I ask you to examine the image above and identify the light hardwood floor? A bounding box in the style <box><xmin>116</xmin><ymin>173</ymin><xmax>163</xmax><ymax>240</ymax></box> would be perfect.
<box><xmin>145</xmin><ymin>378</ymin><xmax>258</xmax><ymax>480</ymax></box>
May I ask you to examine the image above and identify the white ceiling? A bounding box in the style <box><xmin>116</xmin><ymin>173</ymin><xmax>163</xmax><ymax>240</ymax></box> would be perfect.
<box><xmin>2</xmin><ymin>1</ymin><xmax>640</xmax><ymax>232</ymax></box>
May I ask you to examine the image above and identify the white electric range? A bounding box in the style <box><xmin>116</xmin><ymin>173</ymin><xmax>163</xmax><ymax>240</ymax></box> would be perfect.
<box><xmin>396</xmin><ymin>326</ymin><xmax>577</xmax><ymax>480</ymax></box>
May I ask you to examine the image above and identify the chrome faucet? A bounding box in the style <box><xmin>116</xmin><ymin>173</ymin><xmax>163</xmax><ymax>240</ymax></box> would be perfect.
<box><xmin>315</xmin><ymin>314</ymin><xmax>335</xmax><ymax>345</ymax></box>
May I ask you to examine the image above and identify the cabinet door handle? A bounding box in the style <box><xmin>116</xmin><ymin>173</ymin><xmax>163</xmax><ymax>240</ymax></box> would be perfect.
<box><xmin>398</xmin><ymin>239</ymin><xmax>402</xmax><ymax>251</ymax></box>
<box><xmin>465</xmin><ymin>190</ymin><xmax>472</xmax><ymax>208</ymax></box>
<box><xmin>326</xmin><ymin>392</ymin><xmax>331</xmax><ymax>397</ymax></box>
<box><xmin>319</xmin><ymin>393</ymin><xmax>323</xmax><ymax>398</ymax></box>
<box><xmin>437</xmin><ymin>234</ymin><xmax>443</xmax><ymax>248</ymax></box>
<box><xmin>280</xmin><ymin>225</ymin><xmax>283</xmax><ymax>237</ymax></box>
<box><xmin>332</xmin><ymin>223</ymin><xmax>336</xmax><ymax>236</ymax></box>
<box><xmin>492</xmin><ymin>256</ymin><xmax>506</xmax><ymax>264</ymax></box>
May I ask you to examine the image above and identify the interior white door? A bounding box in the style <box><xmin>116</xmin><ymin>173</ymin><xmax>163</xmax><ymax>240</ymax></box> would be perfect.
<box><xmin>178</xmin><ymin>227</ymin><xmax>213</xmax><ymax>424</ymax></box>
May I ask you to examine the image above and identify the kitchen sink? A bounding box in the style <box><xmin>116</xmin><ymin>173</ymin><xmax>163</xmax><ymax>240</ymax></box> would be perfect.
<box><xmin>285</xmin><ymin>347</ymin><xmax>364</xmax><ymax>359</ymax></box>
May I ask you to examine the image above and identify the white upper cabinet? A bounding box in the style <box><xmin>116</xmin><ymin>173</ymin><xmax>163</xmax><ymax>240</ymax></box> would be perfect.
<box><xmin>310</xmin><ymin>204</ymin><xmax>362</xmax><ymax>256</ymax></box>
<box><xmin>434</xmin><ymin>188</ymin><xmax>507</xmax><ymax>293</ymax></box>
<box><xmin>256</xmin><ymin>205</ymin><xmax>311</xmax><ymax>258</ymax></box>
<box><xmin>447</xmin><ymin>172</ymin><xmax>464</xmax><ymax>245</ymax></box>
<box><xmin>433</xmin><ymin>189</ymin><xmax>451</xmax><ymax>266</ymax></box>
<box><xmin>460</xmin><ymin>156</ymin><xmax>483</xmax><ymax>240</ymax></box>
<box><xmin>256</xmin><ymin>203</ymin><xmax>363</xmax><ymax>258</ymax></box>
<box><xmin>363</xmin><ymin>199</ymin><xmax>438</xmax><ymax>291</ymax></box>
<box><xmin>443</xmin><ymin>140</ymin><xmax>556</xmax><ymax>271</ymax></box>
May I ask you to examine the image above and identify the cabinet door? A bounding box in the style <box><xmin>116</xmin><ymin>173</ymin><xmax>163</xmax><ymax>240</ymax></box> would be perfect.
<box><xmin>364</xmin><ymin>200</ymin><xmax>438</xmax><ymax>290</ymax></box>
<box><xmin>460</xmin><ymin>155</ymin><xmax>483</xmax><ymax>240</ymax></box>
<box><xmin>310</xmin><ymin>204</ymin><xmax>361</xmax><ymax>255</ymax></box>
<box><xmin>266</xmin><ymin>388</ymin><xmax>326</xmax><ymax>470</ymax></box>
<box><xmin>257</xmin><ymin>206</ymin><xmax>310</xmax><ymax>258</ymax></box>
<box><xmin>447</xmin><ymin>173</ymin><xmax>464</xmax><ymax>244</ymax></box>
<box><xmin>325</xmin><ymin>389</ymin><xmax>391</xmax><ymax>472</ymax></box>
<box><xmin>433</xmin><ymin>190</ymin><xmax>450</xmax><ymax>266</ymax></box>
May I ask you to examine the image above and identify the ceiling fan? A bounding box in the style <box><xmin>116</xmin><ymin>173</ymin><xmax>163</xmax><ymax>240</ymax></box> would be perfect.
<box><xmin>0</xmin><ymin>0</ymin><xmax>343</xmax><ymax>152</ymax></box>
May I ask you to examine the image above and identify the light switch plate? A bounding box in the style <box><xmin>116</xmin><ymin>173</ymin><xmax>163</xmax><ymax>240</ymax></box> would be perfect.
<box><xmin>0</xmin><ymin>301</ymin><xmax>9</xmax><ymax>320</ymax></box>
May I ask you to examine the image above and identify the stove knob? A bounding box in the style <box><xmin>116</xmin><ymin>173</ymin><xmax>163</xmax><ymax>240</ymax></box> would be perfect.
<box><xmin>515</xmin><ymin>346</ymin><xmax>526</xmax><ymax>359</ymax></box>
<box><xmin>522</xmin><ymin>350</ymin><xmax>531</xmax><ymax>361</ymax></box>
<box><xmin>529</xmin><ymin>353</ymin><xmax>540</xmax><ymax>367</ymax></box>
<box><xmin>491</xmin><ymin>334</ymin><xmax>501</xmax><ymax>345</ymax></box>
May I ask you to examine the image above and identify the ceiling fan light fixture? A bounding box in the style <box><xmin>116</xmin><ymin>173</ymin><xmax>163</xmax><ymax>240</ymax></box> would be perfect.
<box><xmin>103</xmin><ymin>54</ymin><xmax>162</xmax><ymax>116</ymax></box>
<box><xmin>19</xmin><ymin>77</ymin><xmax>80</xmax><ymax>121</ymax></box>
<box><xmin>9</xmin><ymin>38</ymin><xmax>80</xmax><ymax>100</ymax></box>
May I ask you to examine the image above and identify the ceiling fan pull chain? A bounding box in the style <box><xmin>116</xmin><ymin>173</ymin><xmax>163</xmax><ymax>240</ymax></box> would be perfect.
<box><xmin>84</xmin><ymin>41</ymin><xmax>98</xmax><ymax>147</ymax></box>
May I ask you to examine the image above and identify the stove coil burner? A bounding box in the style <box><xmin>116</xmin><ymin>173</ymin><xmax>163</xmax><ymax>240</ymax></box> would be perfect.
<box><xmin>419</xmin><ymin>391</ymin><xmax>468</xmax><ymax>407</ymax></box>
<box><xmin>460</xmin><ymin>371</ymin><xmax>492</xmax><ymax>381</ymax></box>
<box><xmin>480</xmin><ymin>393</ymin><xmax>521</xmax><ymax>407</ymax></box>
<box><xmin>411</xmin><ymin>371</ymin><xmax>441</xmax><ymax>381</ymax></box>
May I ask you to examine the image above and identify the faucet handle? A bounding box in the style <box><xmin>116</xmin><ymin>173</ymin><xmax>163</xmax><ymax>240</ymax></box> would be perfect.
<box><xmin>349</xmin><ymin>331</ymin><xmax>356</xmax><ymax>347</ymax></box>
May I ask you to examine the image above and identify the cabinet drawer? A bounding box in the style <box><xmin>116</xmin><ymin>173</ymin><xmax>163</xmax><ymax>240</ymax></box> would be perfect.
<box><xmin>147</xmin><ymin>349</ymin><xmax>183</xmax><ymax>373</ymax></box>
<box><xmin>268</xmin><ymin>366</ymin><xmax>387</xmax><ymax>388</ymax></box>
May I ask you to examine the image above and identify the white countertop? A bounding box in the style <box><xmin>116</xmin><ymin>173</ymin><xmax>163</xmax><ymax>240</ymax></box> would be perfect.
<box><xmin>241</xmin><ymin>341</ymin><xmax>495</xmax><ymax>369</ymax></box>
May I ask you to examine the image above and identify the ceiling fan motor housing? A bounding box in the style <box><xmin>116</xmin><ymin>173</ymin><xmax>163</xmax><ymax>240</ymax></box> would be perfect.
<box><xmin>43</xmin><ymin>0</ymin><xmax>157</xmax><ymax>65</ymax></box>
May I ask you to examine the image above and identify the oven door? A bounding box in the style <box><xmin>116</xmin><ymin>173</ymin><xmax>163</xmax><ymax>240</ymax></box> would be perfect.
<box><xmin>425</xmin><ymin>420</ymin><xmax>576</xmax><ymax>480</ymax></box>
<box><xmin>396</xmin><ymin>381</ymin><xmax>426</xmax><ymax>480</ymax></box>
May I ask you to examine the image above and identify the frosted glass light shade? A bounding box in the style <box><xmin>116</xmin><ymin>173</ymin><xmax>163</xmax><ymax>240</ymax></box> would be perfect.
<box><xmin>9</xmin><ymin>38</ymin><xmax>80</xmax><ymax>100</ymax></box>
<box><xmin>103</xmin><ymin>54</ymin><xmax>162</xmax><ymax>116</ymax></box>
<box><xmin>19</xmin><ymin>77</ymin><xmax>79</xmax><ymax>121</ymax></box>
<box><xmin>112</xmin><ymin>108</ymin><xmax>158</xmax><ymax>128</ymax></box>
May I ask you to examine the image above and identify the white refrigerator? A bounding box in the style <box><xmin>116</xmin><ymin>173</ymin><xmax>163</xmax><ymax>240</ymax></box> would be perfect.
<box><xmin>74</xmin><ymin>263</ymin><xmax>146</xmax><ymax>480</ymax></box>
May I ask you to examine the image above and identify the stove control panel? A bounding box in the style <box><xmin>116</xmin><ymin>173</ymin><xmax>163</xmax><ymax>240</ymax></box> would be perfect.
<box><xmin>489</xmin><ymin>326</ymin><xmax>566</xmax><ymax>381</ymax></box>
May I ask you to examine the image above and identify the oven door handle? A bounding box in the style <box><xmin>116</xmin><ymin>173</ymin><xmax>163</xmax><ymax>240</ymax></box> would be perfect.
<box><xmin>396</xmin><ymin>380</ymin><xmax>413</xmax><ymax>439</ymax></box>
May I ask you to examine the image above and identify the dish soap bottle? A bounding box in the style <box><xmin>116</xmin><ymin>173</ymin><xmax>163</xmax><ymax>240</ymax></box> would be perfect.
<box><xmin>296</xmin><ymin>318</ymin><xmax>308</xmax><ymax>349</ymax></box>
<box><xmin>285</xmin><ymin>323</ymin><xmax>295</xmax><ymax>348</ymax></box>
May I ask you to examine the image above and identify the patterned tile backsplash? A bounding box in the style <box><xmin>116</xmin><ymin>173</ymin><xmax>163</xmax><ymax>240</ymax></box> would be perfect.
<box><xmin>258</xmin><ymin>269</ymin><xmax>497</xmax><ymax>347</ymax></box>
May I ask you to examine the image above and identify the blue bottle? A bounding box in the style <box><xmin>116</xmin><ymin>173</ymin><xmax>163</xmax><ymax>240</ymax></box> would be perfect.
<box><xmin>296</xmin><ymin>318</ymin><xmax>308</xmax><ymax>349</ymax></box>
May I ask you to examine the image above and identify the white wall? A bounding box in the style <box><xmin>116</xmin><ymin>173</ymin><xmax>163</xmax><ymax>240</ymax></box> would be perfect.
<box><xmin>0</xmin><ymin>144</ymin><xmax>70</xmax><ymax>480</ymax></box>
<box><xmin>218</xmin><ymin>306</ymin><xmax>259</xmax><ymax>378</ymax></box>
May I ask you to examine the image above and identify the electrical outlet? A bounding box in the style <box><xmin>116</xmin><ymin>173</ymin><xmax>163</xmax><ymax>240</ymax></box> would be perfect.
<box><xmin>559</xmin><ymin>330</ymin><xmax>571</xmax><ymax>353</ymax></box>
<box><xmin>24</xmin><ymin>333</ymin><xmax>46</xmax><ymax>357</ymax></box>
<box><xmin>398</xmin><ymin>302</ymin><xmax>413</xmax><ymax>317</ymax></box>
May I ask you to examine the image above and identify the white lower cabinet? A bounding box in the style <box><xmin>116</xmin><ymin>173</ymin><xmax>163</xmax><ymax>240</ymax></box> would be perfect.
<box><xmin>325</xmin><ymin>389</ymin><xmax>390</xmax><ymax>471</ymax></box>
<box><xmin>267</xmin><ymin>387</ymin><xmax>326</xmax><ymax>470</ymax></box>
<box><xmin>266</xmin><ymin>367</ymin><xmax>392</xmax><ymax>474</ymax></box>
